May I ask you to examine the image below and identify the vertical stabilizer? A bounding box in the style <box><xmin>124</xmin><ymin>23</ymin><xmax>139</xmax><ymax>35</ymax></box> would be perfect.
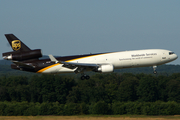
<box><xmin>5</xmin><ymin>34</ymin><xmax>31</xmax><ymax>52</ymax></box>
<box><xmin>3</xmin><ymin>34</ymin><xmax>42</xmax><ymax>61</ymax></box>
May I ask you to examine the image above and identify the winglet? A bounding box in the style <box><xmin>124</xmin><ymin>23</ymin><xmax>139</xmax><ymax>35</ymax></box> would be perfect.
<box><xmin>49</xmin><ymin>55</ymin><xmax>59</xmax><ymax>63</ymax></box>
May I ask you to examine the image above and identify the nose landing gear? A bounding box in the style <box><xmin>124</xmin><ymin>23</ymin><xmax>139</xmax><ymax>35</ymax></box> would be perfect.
<box><xmin>153</xmin><ymin>66</ymin><xmax>157</xmax><ymax>74</ymax></box>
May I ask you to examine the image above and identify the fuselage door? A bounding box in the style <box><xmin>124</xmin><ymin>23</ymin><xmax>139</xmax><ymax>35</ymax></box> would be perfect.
<box><xmin>161</xmin><ymin>52</ymin><xmax>167</xmax><ymax>61</ymax></box>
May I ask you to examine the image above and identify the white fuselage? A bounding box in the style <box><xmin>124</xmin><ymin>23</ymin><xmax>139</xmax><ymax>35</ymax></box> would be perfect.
<box><xmin>40</xmin><ymin>49</ymin><xmax>178</xmax><ymax>74</ymax></box>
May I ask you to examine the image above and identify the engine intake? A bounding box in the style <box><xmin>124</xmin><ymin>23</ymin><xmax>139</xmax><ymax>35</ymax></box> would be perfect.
<box><xmin>2</xmin><ymin>49</ymin><xmax>42</xmax><ymax>61</ymax></box>
<box><xmin>96</xmin><ymin>64</ymin><xmax>114</xmax><ymax>73</ymax></box>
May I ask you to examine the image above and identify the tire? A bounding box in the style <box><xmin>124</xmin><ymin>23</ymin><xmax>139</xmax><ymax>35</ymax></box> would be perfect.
<box><xmin>81</xmin><ymin>76</ymin><xmax>85</xmax><ymax>80</ymax></box>
<box><xmin>85</xmin><ymin>75</ymin><xmax>90</xmax><ymax>80</ymax></box>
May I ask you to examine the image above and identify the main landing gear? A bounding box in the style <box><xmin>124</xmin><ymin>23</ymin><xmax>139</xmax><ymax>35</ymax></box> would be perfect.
<box><xmin>81</xmin><ymin>74</ymin><xmax>90</xmax><ymax>80</ymax></box>
<box><xmin>153</xmin><ymin>66</ymin><xmax>157</xmax><ymax>74</ymax></box>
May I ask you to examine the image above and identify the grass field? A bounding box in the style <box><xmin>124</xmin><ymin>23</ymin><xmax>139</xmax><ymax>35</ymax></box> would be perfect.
<box><xmin>0</xmin><ymin>115</ymin><xmax>180</xmax><ymax>120</ymax></box>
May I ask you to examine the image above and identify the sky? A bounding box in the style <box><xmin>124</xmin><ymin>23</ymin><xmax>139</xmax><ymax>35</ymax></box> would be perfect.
<box><xmin>0</xmin><ymin>0</ymin><xmax>180</xmax><ymax>64</ymax></box>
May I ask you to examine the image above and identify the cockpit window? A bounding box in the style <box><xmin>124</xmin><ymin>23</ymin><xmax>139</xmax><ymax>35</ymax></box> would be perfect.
<box><xmin>169</xmin><ymin>52</ymin><xmax>175</xmax><ymax>55</ymax></box>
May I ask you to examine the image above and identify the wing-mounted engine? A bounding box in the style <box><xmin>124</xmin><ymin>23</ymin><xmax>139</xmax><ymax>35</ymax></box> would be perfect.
<box><xmin>95</xmin><ymin>64</ymin><xmax>114</xmax><ymax>73</ymax></box>
<box><xmin>2</xmin><ymin>49</ymin><xmax>42</xmax><ymax>61</ymax></box>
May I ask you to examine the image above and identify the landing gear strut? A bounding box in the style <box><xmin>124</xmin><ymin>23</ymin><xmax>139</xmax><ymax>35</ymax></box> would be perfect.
<box><xmin>153</xmin><ymin>66</ymin><xmax>157</xmax><ymax>74</ymax></box>
<box><xmin>81</xmin><ymin>75</ymin><xmax>90</xmax><ymax>80</ymax></box>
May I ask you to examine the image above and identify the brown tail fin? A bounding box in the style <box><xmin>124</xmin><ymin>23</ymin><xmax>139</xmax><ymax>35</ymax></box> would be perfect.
<box><xmin>5</xmin><ymin>34</ymin><xmax>31</xmax><ymax>52</ymax></box>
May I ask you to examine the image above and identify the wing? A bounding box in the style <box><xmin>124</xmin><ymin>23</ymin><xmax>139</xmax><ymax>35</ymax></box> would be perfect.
<box><xmin>49</xmin><ymin>54</ymin><xmax>99</xmax><ymax>73</ymax></box>
<box><xmin>61</xmin><ymin>61</ymin><xmax>99</xmax><ymax>73</ymax></box>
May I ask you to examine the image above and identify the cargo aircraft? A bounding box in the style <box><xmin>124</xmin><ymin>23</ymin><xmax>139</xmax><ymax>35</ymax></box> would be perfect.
<box><xmin>2</xmin><ymin>34</ymin><xmax>178</xmax><ymax>80</ymax></box>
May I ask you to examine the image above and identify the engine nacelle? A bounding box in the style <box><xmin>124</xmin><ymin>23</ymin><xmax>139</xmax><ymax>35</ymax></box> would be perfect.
<box><xmin>96</xmin><ymin>64</ymin><xmax>114</xmax><ymax>73</ymax></box>
<box><xmin>2</xmin><ymin>49</ymin><xmax>42</xmax><ymax>61</ymax></box>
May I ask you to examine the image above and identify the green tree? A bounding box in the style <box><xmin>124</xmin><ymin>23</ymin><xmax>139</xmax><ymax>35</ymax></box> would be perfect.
<box><xmin>157</xmin><ymin>75</ymin><xmax>169</xmax><ymax>101</ymax></box>
<box><xmin>117</xmin><ymin>76</ymin><xmax>138</xmax><ymax>102</ymax></box>
<box><xmin>54</xmin><ymin>76</ymin><xmax>76</xmax><ymax>104</ymax></box>
<box><xmin>29</xmin><ymin>74</ymin><xmax>76</xmax><ymax>103</ymax></box>
<box><xmin>90</xmin><ymin>101</ymin><xmax>109</xmax><ymax>114</ymax></box>
<box><xmin>166</xmin><ymin>79</ymin><xmax>180</xmax><ymax>102</ymax></box>
<box><xmin>137</xmin><ymin>75</ymin><xmax>158</xmax><ymax>102</ymax></box>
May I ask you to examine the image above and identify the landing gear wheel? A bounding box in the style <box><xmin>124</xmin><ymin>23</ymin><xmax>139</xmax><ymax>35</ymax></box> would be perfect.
<box><xmin>81</xmin><ymin>76</ymin><xmax>85</xmax><ymax>80</ymax></box>
<box><xmin>85</xmin><ymin>75</ymin><xmax>90</xmax><ymax>80</ymax></box>
<box><xmin>81</xmin><ymin>75</ymin><xmax>90</xmax><ymax>80</ymax></box>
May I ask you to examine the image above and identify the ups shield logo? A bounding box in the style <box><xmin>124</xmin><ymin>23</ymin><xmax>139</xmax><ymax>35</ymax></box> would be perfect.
<box><xmin>12</xmin><ymin>40</ymin><xmax>21</xmax><ymax>51</ymax></box>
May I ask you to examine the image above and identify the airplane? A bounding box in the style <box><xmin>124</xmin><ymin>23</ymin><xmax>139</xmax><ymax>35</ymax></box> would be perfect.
<box><xmin>2</xmin><ymin>34</ymin><xmax>178</xmax><ymax>80</ymax></box>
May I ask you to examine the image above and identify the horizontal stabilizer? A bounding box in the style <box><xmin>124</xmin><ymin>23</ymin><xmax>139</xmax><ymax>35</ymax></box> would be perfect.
<box><xmin>13</xmin><ymin>61</ymin><xmax>35</xmax><ymax>69</ymax></box>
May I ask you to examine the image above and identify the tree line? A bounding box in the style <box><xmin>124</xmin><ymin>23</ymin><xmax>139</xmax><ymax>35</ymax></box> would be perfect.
<box><xmin>0</xmin><ymin>101</ymin><xmax>180</xmax><ymax>115</ymax></box>
<box><xmin>0</xmin><ymin>73</ymin><xmax>180</xmax><ymax>115</ymax></box>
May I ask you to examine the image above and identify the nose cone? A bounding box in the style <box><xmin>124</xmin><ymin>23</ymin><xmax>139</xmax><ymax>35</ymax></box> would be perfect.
<box><xmin>174</xmin><ymin>54</ymin><xmax>178</xmax><ymax>60</ymax></box>
<box><xmin>171</xmin><ymin>53</ymin><xmax>178</xmax><ymax>61</ymax></box>
<box><xmin>165</xmin><ymin>51</ymin><xmax>178</xmax><ymax>63</ymax></box>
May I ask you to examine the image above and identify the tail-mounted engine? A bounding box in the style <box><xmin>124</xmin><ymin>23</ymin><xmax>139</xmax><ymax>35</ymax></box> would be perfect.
<box><xmin>2</xmin><ymin>49</ymin><xmax>42</xmax><ymax>61</ymax></box>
